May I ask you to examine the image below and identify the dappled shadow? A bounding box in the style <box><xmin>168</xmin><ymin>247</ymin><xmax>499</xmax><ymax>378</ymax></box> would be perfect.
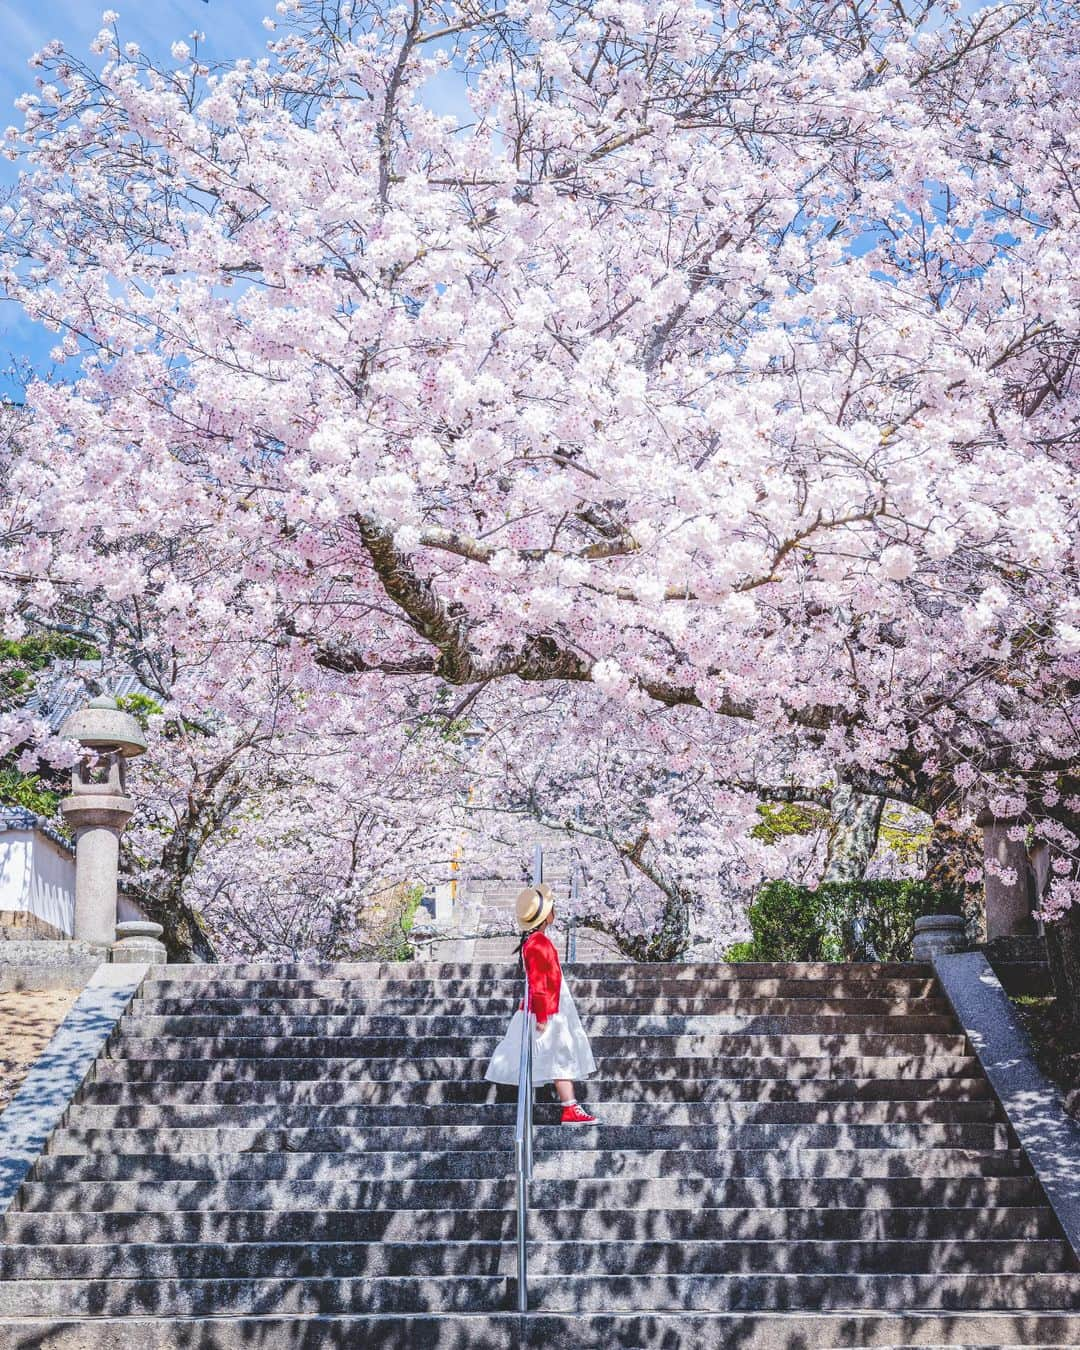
<box><xmin>3</xmin><ymin>957</ymin><xmax>1080</xmax><ymax>1342</ymax></box>
<box><xmin>0</xmin><ymin>991</ymin><xmax>78</xmax><ymax>1115</ymax></box>
<box><xmin>7</xmin><ymin>1309</ymin><xmax>1080</xmax><ymax>1349</ymax></box>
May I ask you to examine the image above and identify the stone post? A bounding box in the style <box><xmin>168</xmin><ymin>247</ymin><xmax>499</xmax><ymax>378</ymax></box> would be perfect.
<box><xmin>976</xmin><ymin>807</ymin><xmax>1036</xmax><ymax>942</ymax></box>
<box><xmin>913</xmin><ymin>914</ymin><xmax>968</xmax><ymax>961</ymax></box>
<box><xmin>112</xmin><ymin>920</ymin><xmax>167</xmax><ymax>965</ymax></box>
<box><xmin>58</xmin><ymin>696</ymin><xmax>147</xmax><ymax>950</ymax></box>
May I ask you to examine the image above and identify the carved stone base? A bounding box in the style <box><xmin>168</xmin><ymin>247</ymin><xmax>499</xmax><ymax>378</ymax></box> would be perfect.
<box><xmin>111</xmin><ymin>921</ymin><xmax>167</xmax><ymax>966</ymax></box>
<box><xmin>913</xmin><ymin>913</ymin><xmax>968</xmax><ymax>961</ymax></box>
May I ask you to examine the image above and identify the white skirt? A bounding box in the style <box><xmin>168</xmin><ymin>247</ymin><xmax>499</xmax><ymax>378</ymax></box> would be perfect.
<box><xmin>485</xmin><ymin>982</ymin><xmax>597</xmax><ymax>1085</ymax></box>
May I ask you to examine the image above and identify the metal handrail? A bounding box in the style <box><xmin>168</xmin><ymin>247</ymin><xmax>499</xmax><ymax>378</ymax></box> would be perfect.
<box><xmin>567</xmin><ymin>864</ymin><xmax>579</xmax><ymax>964</ymax></box>
<box><xmin>513</xmin><ymin>973</ymin><xmax>535</xmax><ymax>1314</ymax></box>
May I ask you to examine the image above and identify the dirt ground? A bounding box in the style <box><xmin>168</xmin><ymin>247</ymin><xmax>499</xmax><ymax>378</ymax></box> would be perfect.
<box><xmin>0</xmin><ymin>988</ymin><xmax>79</xmax><ymax>1113</ymax></box>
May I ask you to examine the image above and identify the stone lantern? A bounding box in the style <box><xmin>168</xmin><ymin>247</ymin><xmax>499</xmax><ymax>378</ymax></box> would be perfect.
<box><xmin>58</xmin><ymin>695</ymin><xmax>147</xmax><ymax>949</ymax></box>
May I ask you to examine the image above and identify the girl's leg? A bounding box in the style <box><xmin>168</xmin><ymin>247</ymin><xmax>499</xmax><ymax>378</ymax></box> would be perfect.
<box><xmin>555</xmin><ymin>1079</ymin><xmax>597</xmax><ymax>1123</ymax></box>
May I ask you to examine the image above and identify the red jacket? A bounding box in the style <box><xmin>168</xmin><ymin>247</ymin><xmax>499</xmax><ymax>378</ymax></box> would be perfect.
<box><xmin>520</xmin><ymin>930</ymin><xmax>561</xmax><ymax>1024</ymax></box>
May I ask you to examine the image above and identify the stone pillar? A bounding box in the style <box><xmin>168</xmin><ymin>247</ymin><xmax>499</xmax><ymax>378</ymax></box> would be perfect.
<box><xmin>977</xmin><ymin>808</ymin><xmax>1036</xmax><ymax>942</ymax></box>
<box><xmin>432</xmin><ymin>883</ymin><xmax>454</xmax><ymax>925</ymax></box>
<box><xmin>58</xmin><ymin>696</ymin><xmax>147</xmax><ymax>950</ymax></box>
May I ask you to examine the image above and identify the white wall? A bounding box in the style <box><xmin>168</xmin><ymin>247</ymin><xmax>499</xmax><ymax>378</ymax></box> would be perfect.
<box><xmin>0</xmin><ymin>824</ymin><xmax>149</xmax><ymax>937</ymax></box>
<box><xmin>0</xmin><ymin>828</ymin><xmax>76</xmax><ymax>936</ymax></box>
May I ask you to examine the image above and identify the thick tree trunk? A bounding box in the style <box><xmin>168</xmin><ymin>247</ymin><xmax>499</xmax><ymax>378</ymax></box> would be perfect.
<box><xmin>823</xmin><ymin>783</ymin><xmax>884</xmax><ymax>882</ymax></box>
<box><xmin>1045</xmin><ymin>906</ymin><xmax>1080</xmax><ymax>1032</ymax></box>
<box><xmin>579</xmin><ymin>888</ymin><xmax>691</xmax><ymax>962</ymax></box>
<box><xmin>925</xmin><ymin>811</ymin><xmax>981</xmax><ymax>896</ymax></box>
<box><xmin>127</xmin><ymin>882</ymin><xmax>216</xmax><ymax>962</ymax></box>
<box><xmin>976</xmin><ymin>808</ymin><xmax>1036</xmax><ymax>941</ymax></box>
<box><xmin>1038</xmin><ymin>800</ymin><xmax>1080</xmax><ymax>1030</ymax></box>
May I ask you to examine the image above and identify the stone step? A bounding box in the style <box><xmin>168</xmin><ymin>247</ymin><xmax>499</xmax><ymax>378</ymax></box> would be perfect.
<box><xmin>0</xmin><ymin>1275</ymin><xmax>507</xmax><ymax>1318</ymax></box>
<box><xmin>0</xmin><ymin>1313</ymin><xmax>1076</xmax><ymax>1349</ymax></box>
<box><xmin>89</xmin><ymin>1053</ymin><xmax>983</xmax><ymax>1083</ymax></box>
<box><xmin>137</xmin><ymin>976</ymin><xmax>943</xmax><ymax>1000</ymax></box>
<box><xmin>2</xmin><ymin>1206</ymin><xmax>1062</xmax><ymax>1247</ymax></box>
<box><xmin>27</xmin><ymin>1146</ymin><xmax>1032</xmax><ymax>1185</ymax></box>
<box><xmin>77</xmin><ymin>1074</ymin><xmax>996</xmax><ymax>1106</ymax></box>
<box><xmin>989</xmin><ymin>962</ymin><xmax>1053</xmax><ymax>997</ymax></box>
<box><xmin>144</xmin><ymin>960</ymin><xmax>933</xmax><ymax>982</ymax></box>
<box><xmin>63</xmin><ymin>1099</ymin><xmax>1005</xmax><ymax>1129</ymax></box>
<box><xmin>0</xmin><ymin>1238</ymin><xmax>1070</xmax><ymax>1281</ymax></box>
<box><xmin>16</xmin><ymin>1174</ymin><xmax>1045</xmax><ymax>1214</ymax></box>
<box><xmin>131</xmin><ymin>995</ymin><xmax>955</xmax><ymax>1018</ymax></box>
<box><xmin>526</xmin><ymin>1238</ymin><xmax>1077</xmax><ymax>1276</ymax></box>
<box><xmin>105</xmin><ymin>1032</ymin><xmax>971</xmax><ymax>1060</ymax></box>
<box><xmin>119</xmin><ymin>1012</ymin><xmax>960</xmax><ymax>1037</ymax></box>
<box><xmin>44</xmin><ymin>1122</ymin><xmax>1014</xmax><ymax>1158</ymax></box>
<box><xmin>526</xmin><ymin>1273</ymin><xmax>1080</xmax><ymax>1313</ymax></box>
<box><xmin>1</xmin><ymin>1271</ymin><xmax>1078</xmax><ymax>1318</ymax></box>
<box><xmin>1</xmin><ymin>950</ymin><xmax>1060</xmax><ymax>1343</ymax></box>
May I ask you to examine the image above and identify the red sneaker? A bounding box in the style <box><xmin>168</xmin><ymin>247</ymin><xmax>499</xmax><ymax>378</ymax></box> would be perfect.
<box><xmin>561</xmin><ymin>1102</ymin><xmax>598</xmax><ymax>1124</ymax></box>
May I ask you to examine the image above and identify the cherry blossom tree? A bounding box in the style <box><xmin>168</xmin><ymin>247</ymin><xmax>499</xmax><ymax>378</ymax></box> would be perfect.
<box><xmin>4</xmin><ymin>394</ymin><xmax>475</xmax><ymax>957</ymax></box>
<box><xmin>458</xmin><ymin>683</ymin><xmax>825</xmax><ymax>958</ymax></box>
<box><xmin>1</xmin><ymin>0</ymin><xmax>1079</xmax><ymax>986</ymax></box>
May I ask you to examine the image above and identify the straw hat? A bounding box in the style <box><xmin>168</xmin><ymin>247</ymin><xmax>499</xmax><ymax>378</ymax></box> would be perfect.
<box><xmin>515</xmin><ymin>883</ymin><xmax>554</xmax><ymax>933</ymax></box>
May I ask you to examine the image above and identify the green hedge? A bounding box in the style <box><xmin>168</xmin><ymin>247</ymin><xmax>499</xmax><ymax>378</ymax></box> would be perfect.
<box><xmin>726</xmin><ymin>879</ymin><xmax>963</xmax><ymax>963</ymax></box>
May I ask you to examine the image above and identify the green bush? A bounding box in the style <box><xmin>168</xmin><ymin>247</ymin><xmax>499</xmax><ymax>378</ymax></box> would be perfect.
<box><xmin>728</xmin><ymin>879</ymin><xmax>963</xmax><ymax>963</ymax></box>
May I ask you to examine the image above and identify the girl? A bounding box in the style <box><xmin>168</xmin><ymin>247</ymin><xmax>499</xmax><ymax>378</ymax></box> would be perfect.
<box><xmin>485</xmin><ymin>883</ymin><xmax>598</xmax><ymax>1123</ymax></box>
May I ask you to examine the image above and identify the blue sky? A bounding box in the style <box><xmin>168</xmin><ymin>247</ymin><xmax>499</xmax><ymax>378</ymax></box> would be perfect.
<box><xmin>0</xmin><ymin>0</ymin><xmax>993</xmax><ymax>401</ymax></box>
<box><xmin>0</xmin><ymin>1</ymin><xmax>283</xmax><ymax>397</ymax></box>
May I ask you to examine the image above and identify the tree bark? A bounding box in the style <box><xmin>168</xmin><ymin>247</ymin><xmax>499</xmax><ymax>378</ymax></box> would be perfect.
<box><xmin>1045</xmin><ymin>906</ymin><xmax>1080</xmax><ymax>1032</ymax></box>
<box><xmin>578</xmin><ymin>888</ymin><xmax>691</xmax><ymax>962</ymax></box>
<box><xmin>925</xmin><ymin>810</ymin><xmax>982</xmax><ymax>899</ymax></box>
<box><xmin>822</xmin><ymin>783</ymin><xmax>884</xmax><ymax>882</ymax></box>
<box><xmin>128</xmin><ymin>884</ymin><xmax>216</xmax><ymax>963</ymax></box>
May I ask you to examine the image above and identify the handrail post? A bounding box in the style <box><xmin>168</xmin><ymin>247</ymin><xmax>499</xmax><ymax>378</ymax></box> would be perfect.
<box><xmin>567</xmin><ymin>865</ymin><xmax>579</xmax><ymax>964</ymax></box>
<box><xmin>515</xmin><ymin>1135</ymin><xmax>529</xmax><ymax>1313</ymax></box>
<box><xmin>513</xmin><ymin>974</ymin><xmax>535</xmax><ymax>1313</ymax></box>
<box><xmin>525</xmin><ymin>1009</ymin><xmax>534</xmax><ymax>1180</ymax></box>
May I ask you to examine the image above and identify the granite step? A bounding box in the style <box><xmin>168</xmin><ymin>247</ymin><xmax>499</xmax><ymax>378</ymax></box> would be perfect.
<box><xmin>76</xmin><ymin>1073</ymin><xmax>996</xmax><ymax>1105</ymax></box>
<box><xmin>131</xmin><ymin>995</ymin><xmax>955</xmax><ymax>1018</ymax></box>
<box><xmin>90</xmin><ymin>1053</ymin><xmax>982</xmax><ymax>1083</ymax></box>
<box><xmin>0</xmin><ymin>1275</ymin><xmax>507</xmax><ymax>1318</ymax></box>
<box><xmin>105</xmin><ymin>1032</ymin><xmax>971</xmax><ymax>1059</ymax></box>
<box><xmin>1</xmin><ymin>1238</ymin><xmax>1070</xmax><ymax>1281</ymax></box>
<box><xmin>44</xmin><ymin>1122</ymin><xmax>1014</xmax><ymax>1157</ymax></box>
<box><xmin>117</xmin><ymin>1012</ymin><xmax>960</xmax><ymax>1036</ymax></box>
<box><xmin>145</xmin><ymin>961</ymin><xmax>934</xmax><ymax>982</ymax></box>
<box><xmin>62</xmin><ymin>1099</ymin><xmax>1005</xmax><ymax>1128</ymax></box>
<box><xmin>137</xmin><ymin>975</ymin><xmax>943</xmax><ymax>1000</ymax></box>
<box><xmin>1</xmin><ymin>1271</ymin><xmax>1078</xmax><ymax>1318</ymax></box>
<box><xmin>17</xmin><ymin>1174</ymin><xmax>1049</xmax><ymax>1215</ymax></box>
<box><xmin>526</xmin><ymin>1238</ymin><xmax>1077</xmax><ymax>1275</ymax></box>
<box><xmin>2</xmin><ymin>1205</ymin><xmax>1062</xmax><ymax>1247</ymax></box>
<box><xmin>27</xmin><ymin>1146</ymin><xmax>1032</xmax><ymax>1184</ymax></box>
<box><xmin>0</xmin><ymin>1313</ymin><xmax>1076</xmax><ymax>1349</ymax></box>
<box><xmin>525</xmin><ymin>1272</ymin><xmax>1080</xmax><ymax>1314</ymax></box>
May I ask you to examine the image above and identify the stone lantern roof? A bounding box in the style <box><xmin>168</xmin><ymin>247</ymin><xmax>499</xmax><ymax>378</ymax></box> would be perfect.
<box><xmin>58</xmin><ymin>695</ymin><xmax>147</xmax><ymax>759</ymax></box>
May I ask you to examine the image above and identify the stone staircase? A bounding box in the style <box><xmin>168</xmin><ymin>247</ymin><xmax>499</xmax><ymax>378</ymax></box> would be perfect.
<box><xmin>0</xmin><ymin>960</ymin><xmax>1078</xmax><ymax>1346</ymax></box>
